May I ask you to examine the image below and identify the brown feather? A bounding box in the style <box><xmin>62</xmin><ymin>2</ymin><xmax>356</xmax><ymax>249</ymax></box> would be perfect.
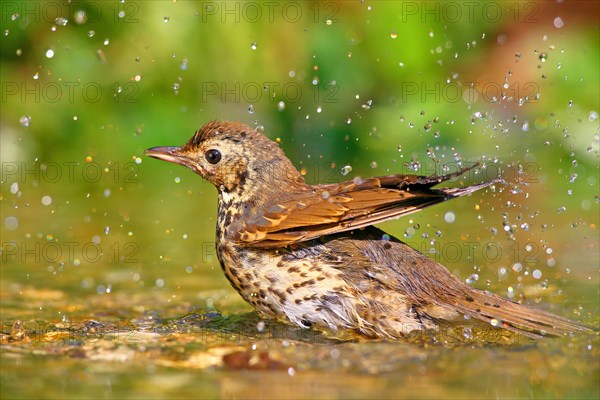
<box><xmin>235</xmin><ymin>165</ymin><xmax>500</xmax><ymax>248</ymax></box>
<box><xmin>329</xmin><ymin>227</ymin><xmax>594</xmax><ymax>338</ymax></box>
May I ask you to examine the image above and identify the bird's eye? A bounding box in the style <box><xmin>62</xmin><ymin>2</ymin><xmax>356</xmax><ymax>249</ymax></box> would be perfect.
<box><xmin>205</xmin><ymin>149</ymin><xmax>221</xmax><ymax>164</ymax></box>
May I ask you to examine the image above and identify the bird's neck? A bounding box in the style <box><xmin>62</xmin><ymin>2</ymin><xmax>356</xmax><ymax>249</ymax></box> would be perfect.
<box><xmin>214</xmin><ymin>168</ymin><xmax>309</xmax><ymax>244</ymax></box>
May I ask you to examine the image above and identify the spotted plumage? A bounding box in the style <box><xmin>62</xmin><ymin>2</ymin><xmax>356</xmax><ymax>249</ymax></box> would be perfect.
<box><xmin>146</xmin><ymin>121</ymin><xmax>593</xmax><ymax>339</ymax></box>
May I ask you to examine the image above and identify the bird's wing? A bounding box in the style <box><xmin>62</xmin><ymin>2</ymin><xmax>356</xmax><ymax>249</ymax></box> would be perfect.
<box><xmin>229</xmin><ymin>164</ymin><xmax>499</xmax><ymax>248</ymax></box>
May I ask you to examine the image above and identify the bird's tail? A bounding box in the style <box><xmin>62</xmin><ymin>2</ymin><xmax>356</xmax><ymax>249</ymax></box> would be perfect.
<box><xmin>443</xmin><ymin>286</ymin><xmax>593</xmax><ymax>339</ymax></box>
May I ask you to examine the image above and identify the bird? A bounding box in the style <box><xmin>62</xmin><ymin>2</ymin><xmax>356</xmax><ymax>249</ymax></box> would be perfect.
<box><xmin>146</xmin><ymin>120</ymin><xmax>592</xmax><ymax>339</ymax></box>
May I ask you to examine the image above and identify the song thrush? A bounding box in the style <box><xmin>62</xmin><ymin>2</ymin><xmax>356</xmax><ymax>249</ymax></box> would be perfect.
<box><xmin>146</xmin><ymin>121</ymin><xmax>591</xmax><ymax>339</ymax></box>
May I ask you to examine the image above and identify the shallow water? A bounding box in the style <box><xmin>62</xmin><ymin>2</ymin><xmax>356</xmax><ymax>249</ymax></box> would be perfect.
<box><xmin>1</xmin><ymin>279</ymin><xmax>598</xmax><ymax>399</ymax></box>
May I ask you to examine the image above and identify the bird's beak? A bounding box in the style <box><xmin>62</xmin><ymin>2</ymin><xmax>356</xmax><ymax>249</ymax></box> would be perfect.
<box><xmin>145</xmin><ymin>146</ymin><xmax>190</xmax><ymax>167</ymax></box>
<box><xmin>146</xmin><ymin>146</ymin><xmax>205</xmax><ymax>176</ymax></box>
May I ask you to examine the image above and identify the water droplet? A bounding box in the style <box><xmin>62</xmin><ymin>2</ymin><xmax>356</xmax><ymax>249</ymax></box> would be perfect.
<box><xmin>444</xmin><ymin>211</ymin><xmax>455</xmax><ymax>223</ymax></box>
<box><xmin>55</xmin><ymin>17</ymin><xmax>68</xmax><ymax>26</ymax></box>
<box><xmin>539</xmin><ymin>52</ymin><xmax>547</xmax><ymax>62</ymax></box>
<box><xmin>4</xmin><ymin>216</ymin><xmax>18</xmax><ymax>230</ymax></box>
<box><xmin>390</xmin><ymin>31</ymin><xmax>398</xmax><ymax>39</ymax></box>
<box><xmin>341</xmin><ymin>165</ymin><xmax>352</xmax><ymax>176</ymax></box>
<box><xmin>506</xmin><ymin>287</ymin><xmax>515</xmax><ymax>300</ymax></box>
<box><xmin>370</xmin><ymin>161</ymin><xmax>378</xmax><ymax>168</ymax></box>
<box><xmin>45</xmin><ymin>49</ymin><xmax>54</xmax><ymax>58</ymax></box>
<box><xmin>104</xmin><ymin>226</ymin><xmax>111</xmax><ymax>234</ymax></box>
<box><xmin>512</xmin><ymin>263</ymin><xmax>523</xmax><ymax>272</ymax></box>
<box><xmin>277</xmin><ymin>101</ymin><xmax>285</xmax><ymax>111</ymax></box>
<box><xmin>163</xmin><ymin>16</ymin><xmax>170</xmax><ymax>23</ymax></box>
<box><xmin>532</xmin><ymin>269</ymin><xmax>542</xmax><ymax>279</ymax></box>
<box><xmin>569</xmin><ymin>173</ymin><xmax>578</xmax><ymax>183</ymax></box>
<box><xmin>250</xmin><ymin>42</ymin><xmax>257</xmax><ymax>50</ymax></box>
<box><xmin>406</xmin><ymin>160</ymin><xmax>420</xmax><ymax>171</ymax></box>
<box><xmin>553</xmin><ymin>17</ymin><xmax>565</xmax><ymax>28</ymax></box>
<box><xmin>41</xmin><ymin>195</ymin><xmax>52</xmax><ymax>206</ymax></box>
<box><xmin>19</xmin><ymin>115</ymin><xmax>31</xmax><ymax>127</ymax></box>
<box><xmin>248</xmin><ymin>105</ymin><xmax>255</xmax><ymax>114</ymax></box>
<box><xmin>74</xmin><ymin>10</ymin><xmax>87</xmax><ymax>24</ymax></box>
<box><xmin>466</xmin><ymin>273</ymin><xmax>479</xmax><ymax>285</ymax></box>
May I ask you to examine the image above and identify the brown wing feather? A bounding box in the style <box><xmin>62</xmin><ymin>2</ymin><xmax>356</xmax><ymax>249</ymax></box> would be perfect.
<box><xmin>234</xmin><ymin>164</ymin><xmax>499</xmax><ymax>248</ymax></box>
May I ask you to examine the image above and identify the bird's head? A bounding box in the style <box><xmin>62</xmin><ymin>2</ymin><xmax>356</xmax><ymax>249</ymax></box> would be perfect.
<box><xmin>145</xmin><ymin>121</ymin><xmax>306</xmax><ymax>196</ymax></box>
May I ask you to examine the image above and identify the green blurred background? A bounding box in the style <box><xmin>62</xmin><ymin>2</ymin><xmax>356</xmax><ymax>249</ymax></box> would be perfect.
<box><xmin>1</xmin><ymin>1</ymin><xmax>598</xmax><ymax>399</ymax></box>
